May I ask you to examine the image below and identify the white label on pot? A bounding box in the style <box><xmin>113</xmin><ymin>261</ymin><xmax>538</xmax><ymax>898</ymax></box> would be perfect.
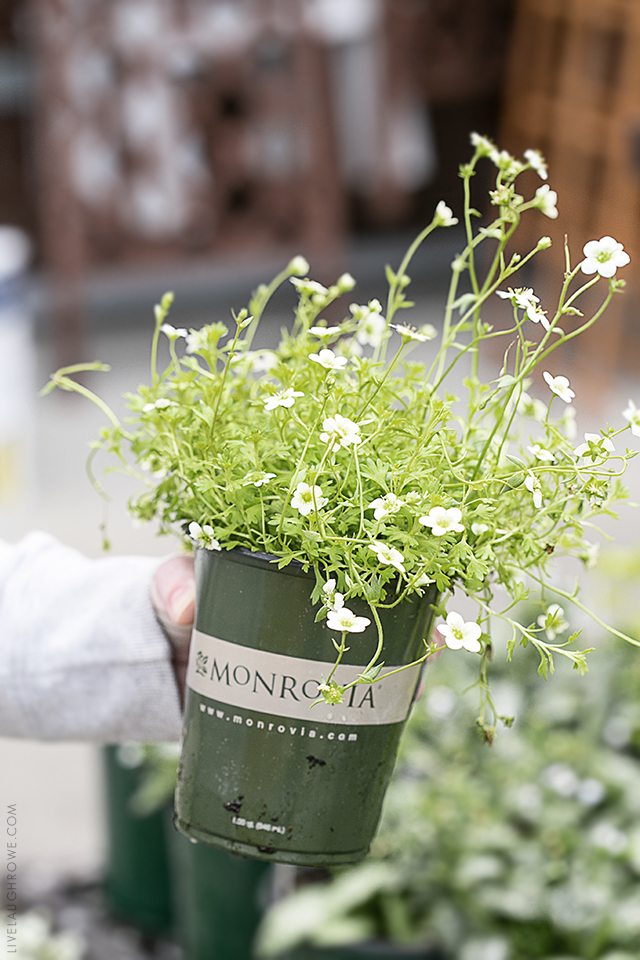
<box><xmin>186</xmin><ymin>629</ymin><xmax>421</xmax><ymax>727</ymax></box>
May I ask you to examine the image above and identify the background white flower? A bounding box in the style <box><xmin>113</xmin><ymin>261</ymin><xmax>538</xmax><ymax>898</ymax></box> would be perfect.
<box><xmin>143</xmin><ymin>398</ymin><xmax>176</xmax><ymax>413</ymax></box>
<box><xmin>319</xmin><ymin>414</ymin><xmax>362</xmax><ymax>450</ymax></box>
<box><xmin>437</xmin><ymin>612</ymin><xmax>482</xmax><ymax>653</ymax></box>
<box><xmin>543</xmin><ymin>371</ymin><xmax>575</xmax><ymax>403</ymax></box>
<box><xmin>188</xmin><ymin>521</ymin><xmax>221</xmax><ymax>551</ymax></box>
<box><xmin>264</xmin><ymin>388</ymin><xmax>304</xmax><ymax>411</ymax></box>
<box><xmin>291</xmin><ymin>482</ymin><xmax>328</xmax><ymax>515</ymax></box>
<box><xmin>327</xmin><ymin>606</ymin><xmax>371</xmax><ymax>633</ymax></box>
<box><xmin>574</xmin><ymin>433</ymin><xmax>615</xmax><ymax>461</ymax></box>
<box><xmin>537</xmin><ymin>603</ymin><xmax>568</xmax><ymax>641</ymax></box>
<box><xmin>623</xmin><ymin>399</ymin><xmax>640</xmax><ymax>437</ymax></box>
<box><xmin>496</xmin><ymin>287</ymin><xmax>549</xmax><ymax>329</ymax></box>
<box><xmin>355</xmin><ymin>307</ymin><xmax>386</xmax><ymax>348</ymax></box>
<box><xmin>391</xmin><ymin>323</ymin><xmax>431</xmax><ymax>343</ymax></box>
<box><xmin>434</xmin><ymin>200</ymin><xmax>458</xmax><ymax>227</ymax></box>
<box><xmin>368</xmin><ymin>492</ymin><xmax>403</xmax><ymax>520</ymax></box>
<box><xmin>250</xmin><ymin>472</ymin><xmax>276</xmax><ymax>487</ymax></box>
<box><xmin>524</xmin><ymin>473</ymin><xmax>543</xmax><ymax>509</ymax></box>
<box><xmin>309</xmin><ymin>348</ymin><xmax>349</xmax><ymax>371</ymax></box>
<box><xmin>535</xmin><ymin>184</ymin><xmax>558</xmax><ymax>219</ymax></box>
<box><xmin>580</xmin><ymin>236</ymin><xmax>630</xmax><ymax>278</ymax></box>
<box><xmin>419</xmin><ymin>506</ymin><xmax>465</xmax><ymax>536</ymax></box>
<box><xmin>369</xmin><ymin>540</ymin><xmax>406</xmax><ymax>573</ymax></box>
<box><xmin>528</xmin><ymin>443</ymin><xmax>555</xmax><ymax>462</ymax></box>
<box><xmin>309</xmin><ymin>325</ymin><xmax>342</xmax><ymax>340</ymax></box>
<box><xmin>291</xmin><ymin>277</ymin><xmax>328</xmax><ymax>297</ymax></box>
<box><xmin>470</xmin><ymin>132</ymin><xmax>496</xmax><ymax>156</ymax></box>
<box><xmin>186</xmin><ymin>329</ymin><xmax>208</xmax><ymax>354</ymax></box>
<box><xmin>161</xmin><ymin>323</ymin><xmax>187</xmax><ymax>339</ymax></box>
<box><xmin>322</xmin><ymin>578</ymin><xmax>344</xmax><ymax>611</ymax></box>
<box><xmin>524</xmin><ymin>148</ymin><xmax>548</xmax><ymax>180</ymax></box>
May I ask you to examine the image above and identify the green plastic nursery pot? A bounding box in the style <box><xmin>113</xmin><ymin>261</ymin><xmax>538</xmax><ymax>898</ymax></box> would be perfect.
<box><xmin>175</xmin><ymin>548</ymin><xmax>438</xmax><ymax>866</ymax></box>
<box><xmin>168</xmin><ymin>818</ymin><xmax>270</xmax><ymax>960</ymax></box>
<box><xmin>102</xmin><ymin>746</ymin><xmax>173</xmax><ymax>935</ymax></box>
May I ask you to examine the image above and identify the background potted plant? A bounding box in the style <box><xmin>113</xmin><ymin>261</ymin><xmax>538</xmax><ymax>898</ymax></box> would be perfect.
<box><xmin>46</xmin><ymin>133</ymin><xmax>639</xmax><ymax>866</ymax></box>
<box><xmin>128</xmin><ymin>744</ymin><xmax>271</xmax><ymax>960</ymax></box>
<box><xmin>256</xmin><ymin>610</ymin><xmax>640</xmax><ymax>960</ymax></box>
<box><xmin>101</xmin><ymin>743</ymin><xmax>176</xmax><ymax>936</ymax></box>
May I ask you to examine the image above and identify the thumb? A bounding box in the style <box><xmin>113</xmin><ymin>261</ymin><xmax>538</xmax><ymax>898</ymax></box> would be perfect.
<box><xmin>151</xmin><ymin>554</ymin><xmax>196</xmax><ymax>648</ymax></box>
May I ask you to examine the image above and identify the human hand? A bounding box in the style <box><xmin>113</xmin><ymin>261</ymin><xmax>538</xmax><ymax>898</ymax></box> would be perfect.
<box><xmin>151</xmin><ymin>555</ymin><xmax>196</xmax><ymax>704</ymax></box>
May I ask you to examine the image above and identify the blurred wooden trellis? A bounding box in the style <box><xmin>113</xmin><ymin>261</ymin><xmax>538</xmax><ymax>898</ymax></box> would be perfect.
<box><xmin>25</xmin><ymin>0</ymin><xmax>512</xmax><ymax>356</ymax></box>
<box><xmin>501</xmin><ymin>0</ymin><xmax>640</xmax><ymax>389</ymax></box>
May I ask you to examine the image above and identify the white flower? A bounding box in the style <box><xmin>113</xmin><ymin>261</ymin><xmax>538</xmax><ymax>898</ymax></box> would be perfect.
<box><xmin>518</xmin><ymin>391</ymin><xmax>547</xmax><ymax>422</ymax></box>
<box><xmin>623</xmin><ymin>399</ymin><xmax>640</xmax><ymax>437</ymax></box>
<box><xmin>528</xmin><ymin>443</ymin><xmax>555</xmax><ymax>462</ymax></box>
<box><xmin>543</xmin><ymin>371</ymin><xmax>575</xmax><ymax>404</ymax></box>
<box><xmin>185</xmin><ymin>329</ymin><xmax>208</xmax><ymax>354</ymax></box>
<box><xmin>288</xmin><ymin>255</ymin><xmax>310</xmax><ymax>276</ymax></box>
<box><xmin>434</xmin><ymin>200</ymin><xmax>458</xmax><ymax>227</ymax></box>
<box><xmin>309</xmin><ymin>348</ymin><xmax>349</xmax><ymax>371</ymax></box>
<box><xmin>290</xmin><ymin>277</ymin><xmax>328</xmax><ymax>297</ymax></box>
<box><xmin>419</xmin><ymin>506</ymin><xmax>464</xmax><ymax>537</ymax></box>
<box><xmin>437</xmin><ymin>612</ymin><xmax>482</xmax><ymax>653</ymax></box>
<box><xmin>490</xmin><ymin>149</ymin><xmax>525</xmax><ymax>179</ymax></box>
<box><xmin>524</xmin><ymin>472</ymin><xmax>543</xmax><ymax>509</ymax></box>
<box><xmin>535</xmin><ymin>184</ymin><xmax>558</xmax><ymax>219</ymax></box>
<box><xmin>250</xmin><ymin>472</ymin><xmax>276</xmax><ymax>487</ymax></box>
<box><xmin>188</xmin><ymin>521</ymin><xmax>221</xmax><ymax>551</ymax></box>
<box><xmin>369</xmin><ymin>540</ymin><xmax>406</xmax><ymax>574</ymax></box>
<box><xmin>309</xmin><ymin>325</ymin><xmax>342</xmax><ymax>340</ymax></box>
<box><xmin>537</xmin><ymin>603</ymin><xmax>568</xmax><ymax>641</ymax></box>
<box><xmin>471</xmin><ymin>522</ymin><xmax>490</xmax><ymax>536</ymax></box>
<box><xmin>143</xmin><ymin>398</ymin><xmax>176</xmax><ymax>413</ymax></box>
<box><xmin>368</xmin><ymin>492</ymin><xmax>403</xmax><ymax>521</ymax></box>
<box><xmin>161</xmin><ymin>323</ymin><xmax>187</xmax><ymax>339</ymax></box>
<box><xmin>558</xmin><ymin>405</ymin><xmax>577</xmax><ymax>439</ymax></box>
<box><xmin>415</xmin><ymin>572</ymin><xmax>434</xmax><ymax>586</ymax></box>
<box><xmin>524</xmin><ymin>148</ymin><xmax>548</xmax><ymax>180</ymax></box>
<box><xmin>322</xmin><ymin>578</ymin><xmax>344</xmax><ymax>611</ymax></box>
<box><xmin>319</xmin><ymin>414</ymin><xmax>362</xmax><ymax>451</ymax></box>
<box><xmin>357</xmin><ymin>310</ymin><xmax>386</xmax><ymax>347</ymax></box>
<box><xmin>350</xmin><ymin>301</ymin><xmax>386</xmax><ymax>348</ymax></box>
<box><xmin>470</xmin><ymin>132</ymin><xmax>496</xmax><ymax>156</ymax></box>
<box><xmin>574</xmin><ymin>432</ymin><xmax>615</xmax><ymax>462</ymax></box>
<box><xmin>236</xmin><ymin>350</ymin><xmax>278</xmax><ymax>373</ymax></box>
<box><xmin>327</xmin><ymin>606</ymin><xmax>370</xmax><ymax>633</ymax></box>
<box><xmin>582</xmin><ymin>542</ymin><xmax>600</xmax><ymax>569</ymax></box>
<box><xmin>496</xmin><ymin>287</ymin><xmax>549</xmax><ymax>330</ymax></box>
<box><xmin>291</xmin><ymin>482</ymin><xmax>328</xmax><ymax>516</ymax></box>
<box><xmin>580</xmin><ymin>236</ymin><xmax>630</xmax><ymax>279</ymax></box>
<box><xmin>390</xmin><ymin>323</ymin><xmax>433</xmax><ymax>343</ymax></box>
<box><xmin>264</xmin><ymin>387</ymin><xmax>304</xmax><ymax>411</ymax></box>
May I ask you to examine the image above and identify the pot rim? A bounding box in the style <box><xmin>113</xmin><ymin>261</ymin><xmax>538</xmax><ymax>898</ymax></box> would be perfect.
<box><xmin>198</xmin><ymin>545</ymin><xmax>312</xmax><ymax>578</ymax></box>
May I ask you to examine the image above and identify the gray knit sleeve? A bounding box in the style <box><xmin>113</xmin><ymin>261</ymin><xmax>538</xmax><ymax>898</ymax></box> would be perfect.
<box><xmin>0</xmin><ymin>533</ymin><xmax>183</xmax><ymax>742</ymax></box>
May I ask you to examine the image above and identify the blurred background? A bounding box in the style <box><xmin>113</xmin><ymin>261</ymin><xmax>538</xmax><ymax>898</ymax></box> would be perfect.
<box><xmin>1</xmin><ymin>1</ymin><xmax>640</xmax><ymax>957</ymax></box>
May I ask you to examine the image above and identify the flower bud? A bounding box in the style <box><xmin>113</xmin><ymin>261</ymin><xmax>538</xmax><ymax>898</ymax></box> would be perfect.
<box><xmin>288</xmin><ymin>255</ymin><xmax>310</xmax><ymax>276</ymax></box>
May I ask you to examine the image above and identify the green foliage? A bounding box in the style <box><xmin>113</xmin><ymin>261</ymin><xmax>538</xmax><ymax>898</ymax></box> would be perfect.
<box><xmin>45</xmin><ymin>135</ymin><xmax>639</xmax><ymax>712</ymax></box>
<box><xmin>257</xmin><ymin>626</ymin><xmax>640</xmax><ymax>960</ymax></box>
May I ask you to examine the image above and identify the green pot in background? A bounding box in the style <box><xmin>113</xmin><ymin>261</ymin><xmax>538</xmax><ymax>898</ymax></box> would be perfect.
<box><xmin>168</xmin><ymin>817</ymin><xmax>271</xmax><ymax>960</ymax></box>
<box><xmin>175</xmin><ymin>548</ymin><xmax>438</xmax><ymax>866</ymax></box>
<box><xmin>102</xmin><ymin>745</ymin><xmax>174</xmax><ymax>936</ymax></box>
<box><xmin>286</xmin><ymin>946</ymin><xmax>445</xmax><ymax>960</ymax></box>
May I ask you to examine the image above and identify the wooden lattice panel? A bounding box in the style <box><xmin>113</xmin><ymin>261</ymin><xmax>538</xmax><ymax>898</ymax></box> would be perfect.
<box><xmin>503</xmin><ymin>0</ymin><xmax>640</xmax><ymax>260</ymax></box>
<box><xmin>501</xmin><ymin>0</ymin><xmax>640</xmax><ymax>388</ymax></box>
